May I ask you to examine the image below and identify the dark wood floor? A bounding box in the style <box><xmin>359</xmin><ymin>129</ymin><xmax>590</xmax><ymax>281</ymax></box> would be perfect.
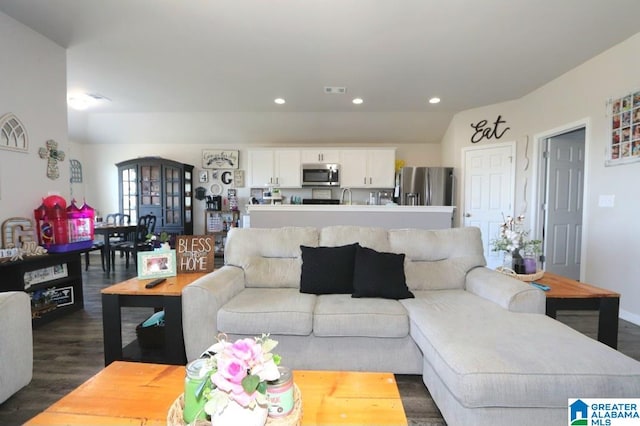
<box><xmin>1</xmin><ymin>254</ymin><xmax>639</xmax><ymax>426</ymax></box>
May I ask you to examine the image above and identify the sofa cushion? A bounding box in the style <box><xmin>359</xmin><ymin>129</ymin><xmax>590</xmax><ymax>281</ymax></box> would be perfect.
<box><xmin>313</xmin><ymin>294</ymin><xmax>409</xmax><ymax>338</ymax></box>
<box><xmin>224</xmin><ymin>227</ymin><xmax>318</xmax><ymax>288</ymax></box>
<box><xmin>389</xmin><ymin>227</ymin><xmax>486</xmax><ymax>291</ymax></box>
<box><xmin>319</xmin><ymin>226</ymin><xmax>391</xmax><ymax>252</ymax></box>
<box><xmin>402</xmin><ymin>290</ymin><xmax>640</xmax><ymax>408</ymax></box>
<box><xmin>352</xmin><ymin>245</ymin><xmax>414</xmax><ymax>300</ymax></box>
<box><xmin>218</xmin><ymin>288</ymin><xmax>316</xmax><ymax>335</ymax></box>
<box><xmin>300</xmin><ymin>243</ymin><xmax>358</xmax><ymax>294</ymax></box>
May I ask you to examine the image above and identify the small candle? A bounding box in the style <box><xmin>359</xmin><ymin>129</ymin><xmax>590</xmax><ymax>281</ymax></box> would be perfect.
<box><xmin>524</xmin><ymin>257</ymin><xmax>537</xmax><ymax>274</ymax></box>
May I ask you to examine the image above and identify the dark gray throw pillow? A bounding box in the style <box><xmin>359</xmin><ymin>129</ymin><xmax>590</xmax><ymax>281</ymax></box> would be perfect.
<box><xmin>352</xmin><ymin>245</ymin><xmax>414</xmax><ymax>300</ymax></box>
<box><xmin>300</xmin><ymin>243</ymin><xmax>358</xmax><ymax>294</ymax></box>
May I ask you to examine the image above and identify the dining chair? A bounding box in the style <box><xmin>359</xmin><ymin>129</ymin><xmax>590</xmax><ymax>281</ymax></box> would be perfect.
<box><xmin>147</xmin><ymin>214</ymin><xmax>157</xmax><ymax>235</ymax></box>
<box><xmin>109</xmin><ymin>215</ymin><xmax>152</xmax><ymax>269</ymax></box>
<box><xmin>84</xmin><ymin>242</ymin><xmax>106</xmax><ymax>271</ymax></box>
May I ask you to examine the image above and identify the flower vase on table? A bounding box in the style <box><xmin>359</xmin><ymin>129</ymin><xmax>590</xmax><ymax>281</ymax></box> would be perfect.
<box><xmin>180</xmin><ymin>334</ymin><xmax>282</xmax><ymax>426</ymax></box>
<box><xmin>511</xmin><ymin>249</ymin><xmax>526</xmax><ymax>274</ymax></box>
<box><xmin>209</xmin><ymin>395</ymin><xmax>268</xmax><ymax>426</ymax></box>
<box><xmin>493</xmin><ymin>214</ymin><xmax>541</xmax><ymax>275</ymax></box>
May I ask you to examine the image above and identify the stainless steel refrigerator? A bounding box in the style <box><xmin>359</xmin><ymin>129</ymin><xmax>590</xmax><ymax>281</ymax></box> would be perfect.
<box><xmin>394</xmin><ymin>166</ymin><xmax>454</xmax><ymax>206</ymax></box>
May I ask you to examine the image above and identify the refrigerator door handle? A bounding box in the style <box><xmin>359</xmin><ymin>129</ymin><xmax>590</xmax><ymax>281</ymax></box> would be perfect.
<box><xmin>426</xmin><ymin>171</ymin><xmax>431</xmax><ymax>206</ymax></box>
<box><xmin>450</xmin><ymin>172</ymin><xmax>456</xmax><ymax>206</ymax></box>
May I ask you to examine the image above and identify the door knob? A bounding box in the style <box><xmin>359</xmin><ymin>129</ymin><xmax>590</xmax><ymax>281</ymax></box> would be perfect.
<box><xmin>465</xmin><ymin>213</ymin><xmax>471</xmax><ymax>217</ymax></box>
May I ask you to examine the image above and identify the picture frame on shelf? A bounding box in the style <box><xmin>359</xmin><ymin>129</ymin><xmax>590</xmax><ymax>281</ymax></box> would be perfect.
<box><xmin>137</xmin><ymin>250</ymin><xmax>177</xmax><ymax>279</ymax></box>
<box><xmin>202</xmin><ymin>150</ymin><xmax>239</xmax><ymax>169</ymax></box>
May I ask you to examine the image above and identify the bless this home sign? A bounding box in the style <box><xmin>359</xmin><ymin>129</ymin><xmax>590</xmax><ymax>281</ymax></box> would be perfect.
<box><xmin>175</xmin><ymin>235</ymin><xmax>215</xmax><ymax>273</ymax></box>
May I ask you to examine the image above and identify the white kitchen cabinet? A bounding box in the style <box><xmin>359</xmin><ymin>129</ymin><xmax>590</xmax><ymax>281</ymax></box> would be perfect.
<box><xmin>248</xmin><ymin>149</ymin><xmax>301</xmax><ymax>188</ymax></box>
<box><xmin>300</xmin><ymin>149</ymin><xmax>341</xmax><ymax>164</ymax></box>
<box><xmin>340</xmin><ymin>149</ymin><xmax>395</xmax><ymax>188</ymax></box>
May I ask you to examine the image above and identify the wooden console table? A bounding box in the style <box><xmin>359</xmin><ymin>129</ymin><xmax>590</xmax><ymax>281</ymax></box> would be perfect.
<box><xmin>0</xmin><ymin>251</ymin><xmax>84</xmax><ymax>326</ymax></box>
<box><xmin>537</xmin><ymin>272</ymin><xmax>620</xmax><ymax>349</ymax></box>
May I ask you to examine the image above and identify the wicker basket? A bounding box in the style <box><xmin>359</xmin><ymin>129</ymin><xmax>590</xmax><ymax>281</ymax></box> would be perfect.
<box><xmin>167</xmin><ymin>384</ymin><xmax>302</xmax><ymax>426</ymax></box>
<box><xmin>496</xmin><ymin>266</ymin><xmax>544</xmax><ymax>282</ymax></box>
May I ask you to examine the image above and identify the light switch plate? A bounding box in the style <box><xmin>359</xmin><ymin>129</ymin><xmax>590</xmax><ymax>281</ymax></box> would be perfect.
<box><xmin>598</xmin><ymin>194</ymin><xmax>615</xmax><ymax>208</ymax></box>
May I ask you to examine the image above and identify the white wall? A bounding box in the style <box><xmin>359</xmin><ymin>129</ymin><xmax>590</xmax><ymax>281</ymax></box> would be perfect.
<box><xmin>442</xmin><ymin>32</ymin><xmax>640</xmax><ymax>323</ymax></box>
<box><xmin>0</xmin><ymin>12</ymin><xmax>76</xmax><ymax>223</ymax></box>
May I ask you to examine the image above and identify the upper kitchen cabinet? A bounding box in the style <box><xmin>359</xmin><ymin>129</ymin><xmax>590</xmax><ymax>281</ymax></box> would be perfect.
<box><xmin>300</xmin><ymin>149</ymin><xmax>341</xmax><ymax>164</ymax></box>
<box><xmin>117</xmin><ymin>157</ymin><xmax>194</xmax><ymax>236</ymax></box>
<box><xmin>340</xmin><ymin>148</ymin><xmax>396</xmax><ymax>188</ymax></box>
<box><xmin>248</xmin><ymin>149</ymin><xmax>302</xmax><ymax>188</ymax></box>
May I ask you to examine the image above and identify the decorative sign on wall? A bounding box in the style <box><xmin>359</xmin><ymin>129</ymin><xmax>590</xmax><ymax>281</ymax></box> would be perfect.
<box><xmin>69</xmin><ymin>159</ymin><xmax>83</xmax><ymax>183</ymax></box>
<box><xmin>0</xmin><ymin>113</ymin><xmax>28</xmax><ymax>153</ymax></box>
<box><xmin>607</xmin><ymin>90</ymin><xmax>640</xmax><ymax>166</ymax></box>
<box><xmin>470</xmin><ymin>115</ymin><xmax>510</xmax><ymax>144</ymax></box>
<box><xmin>175</xmin><ymin>235</ymin><xmax>215</xmax><ymax>273</ymax></box>
<box><xmin>38</xmin><ymin>139</ymin><xmax>65</xmax><ymax>180</ymax></box>
<box><xmin>202</xmin><ymin>150</ymin><xmax>239</xmax><ymax>169</ymax></box>
<box><xmin>233</xmin><ymin>169</ymin><xmax>245</xmax><ymax>188</ymax></box>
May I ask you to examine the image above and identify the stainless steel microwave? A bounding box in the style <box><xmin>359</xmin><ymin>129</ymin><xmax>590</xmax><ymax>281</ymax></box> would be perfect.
<box><xmin>301</xmin><ymin>163</ymin><xmax>340</xmax><ymax>187</ymax></box>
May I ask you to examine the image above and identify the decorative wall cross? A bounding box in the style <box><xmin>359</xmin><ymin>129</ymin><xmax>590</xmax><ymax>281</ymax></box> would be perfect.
<box><xmin>38</xmin><ymin>139</ymin><xmax>65</xmax><ymax>180</ymax></box>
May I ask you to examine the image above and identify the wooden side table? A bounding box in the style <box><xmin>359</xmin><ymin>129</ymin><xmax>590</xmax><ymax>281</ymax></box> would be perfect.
<box><xmin>537</xmin><ymin>272</ymin><xmax>620</xmax><ymax>349</ymax></box>
<box><xmin>101</xmin><ymin>272</ymin><xmax>207</xmax><ymax>366</ymax></box>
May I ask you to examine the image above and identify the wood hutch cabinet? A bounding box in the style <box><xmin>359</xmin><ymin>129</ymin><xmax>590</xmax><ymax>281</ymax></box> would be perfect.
<box><xmin>117</xmin><ymin>157</ymin><xmax>194</xmax><ymax>235</ymax></box>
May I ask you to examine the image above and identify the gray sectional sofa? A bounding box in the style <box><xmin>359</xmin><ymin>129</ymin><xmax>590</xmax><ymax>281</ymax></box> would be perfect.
<box><xmin>0</xmin><ymin>291</ymin><xmax>33</xmax><ymax>404</ymax></box>
<box><xmin>182</xmin><ymin>226</ymin><xmax>640</xmax><ymax>426</ymax></box>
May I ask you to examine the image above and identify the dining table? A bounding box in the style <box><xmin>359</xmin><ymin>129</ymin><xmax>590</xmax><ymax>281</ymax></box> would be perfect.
<box><xmin>93</xmin><ymin>222</ymin><xmax>137</xmax><ymax>274</ymax></box>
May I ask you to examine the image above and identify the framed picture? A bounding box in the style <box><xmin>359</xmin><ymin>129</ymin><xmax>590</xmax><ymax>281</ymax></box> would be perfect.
<box><xmin>199</xmin><ymin>170</ymin><xmax>208</xmax><ymax>183</ymax></box>
<box><xmin>202</xmin><ymin>150</ymin><xmax>239</xmax><ymax>169</ymax></box>
<box><xmin>137</xmin><ymin>250</ymin><xmax>177</xmax><ymax>279</ymax></box>
<box><xmin>606</xmin><ymin>89</ymin><xmax>640</xmax><ymax>166</ymax></box>
<box><xmin>233</xmin><ymin>169</ymin><xmax>245</xmax><ymax>187</ymax></box>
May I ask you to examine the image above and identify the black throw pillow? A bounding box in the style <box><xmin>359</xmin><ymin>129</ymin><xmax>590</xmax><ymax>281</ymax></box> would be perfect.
<box><xmin>300</xmin><ymin>243</ymin><xmax>358</xmax><ymax>294</ymax></box>
<box><xmin>352</xmin><ymin>245</ymin><xmax>414</xmax><ymax>300</ymax></box>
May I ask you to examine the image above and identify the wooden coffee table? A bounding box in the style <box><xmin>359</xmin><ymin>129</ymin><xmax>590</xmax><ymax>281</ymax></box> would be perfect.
<box><xmin>537</xmin><ymin>271</ymin><xmax>620</xmax><ymax>349</ymax></box>
<box><xmin>101</xmin><ymin>272</ymin><xmax>207</xmax><ymax>366</ymax></box>
<box><xmin>24</xmin><ymin>361</ymin><xmax>408</xmax><ymax>425</ymax></box>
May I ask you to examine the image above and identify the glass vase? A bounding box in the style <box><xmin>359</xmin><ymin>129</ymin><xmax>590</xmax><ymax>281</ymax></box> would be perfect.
<box><xmin>511</xmin><ymin>249</ymin><xmax>526</xmax><ymax>274</ymax></box>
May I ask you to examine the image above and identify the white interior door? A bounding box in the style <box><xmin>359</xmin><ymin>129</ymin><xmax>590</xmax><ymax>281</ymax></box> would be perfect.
<box><xmin>543</xmin><ymin>129</ymin><xmax>585</xmax><ymax>279</ymax></box>
<box><xmin>463</xmin><ymin>143</ymin><xmax>515</xmax><ymax>269</ymax></box>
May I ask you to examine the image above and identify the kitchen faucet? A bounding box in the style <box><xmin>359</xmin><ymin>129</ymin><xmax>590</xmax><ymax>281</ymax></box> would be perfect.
<box><xmin>340</xmin><ymin>187</ymin><xmax>352</xmax><ymax>205</ymax></box>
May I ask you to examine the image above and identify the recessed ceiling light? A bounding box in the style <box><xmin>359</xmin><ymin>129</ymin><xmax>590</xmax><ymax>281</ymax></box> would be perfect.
<box><xmin>274</xmin><ymin>98</ymin><xmax>286</xmax><ymax>105</ymax></box>
<box><xmin>428</xmin><ymin>97</ymin><xmax>441</xmax><ymax>104</ymax></box>
<box><xmin>352</xmin><ymin>98</ymin><xmax>364</xmax><ymax>105</ymax></box>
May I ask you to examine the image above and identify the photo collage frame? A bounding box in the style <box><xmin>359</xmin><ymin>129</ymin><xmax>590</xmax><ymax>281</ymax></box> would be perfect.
<box><xmin>608</xmin><ymin>90</ymin><xmax>640</xmax><ymax>166</ymax></box>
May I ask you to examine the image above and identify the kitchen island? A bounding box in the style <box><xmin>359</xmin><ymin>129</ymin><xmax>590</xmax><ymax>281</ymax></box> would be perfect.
<box><xmin>246</xmin><ymin>204</ymin><xmax>455</xmax><ymax>230</ymax></box>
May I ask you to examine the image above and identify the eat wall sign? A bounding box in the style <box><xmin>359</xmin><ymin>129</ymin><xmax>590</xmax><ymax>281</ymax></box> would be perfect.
<box><xmin>470</xmin><ymin>115</ymin><xmax>510</xmax><ymax>143</ymax></box>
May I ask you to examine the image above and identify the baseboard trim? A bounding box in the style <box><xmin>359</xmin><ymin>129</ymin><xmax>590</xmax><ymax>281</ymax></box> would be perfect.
<box><xmin>620</xmin><ymin>309</ymin><xmax>640</xmax><ymax>327</ymax></box>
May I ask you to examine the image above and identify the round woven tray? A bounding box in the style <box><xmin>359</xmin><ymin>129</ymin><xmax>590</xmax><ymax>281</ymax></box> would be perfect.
<box><xmin>167</xmin><ymin>384</ymin><xmax>302</xmax><ymax>426</ymax></box>
<box><xmin>496</xmin><ymin>266</ymin><xmax>544</xmax><ymax>282</ymax></box>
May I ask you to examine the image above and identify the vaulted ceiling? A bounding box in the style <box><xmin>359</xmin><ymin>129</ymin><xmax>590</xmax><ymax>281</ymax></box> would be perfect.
<box><xmin>2</xmin><ymin>0</ymin><xmax>640</xmax><ymax>145</ymax></box>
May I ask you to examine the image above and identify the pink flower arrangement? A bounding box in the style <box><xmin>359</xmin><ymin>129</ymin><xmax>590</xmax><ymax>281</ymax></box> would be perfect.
<box><xmin>201</xmin><ymin>334</ymin><xmax>281</xmax><ymax>414</ymax></box>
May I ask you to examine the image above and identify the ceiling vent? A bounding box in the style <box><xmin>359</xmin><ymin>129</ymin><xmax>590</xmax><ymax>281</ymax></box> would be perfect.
<box><xmin>324</xmin><ymin>86</ymin><xmax>347</xmax><ymax>94</ymax></box>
